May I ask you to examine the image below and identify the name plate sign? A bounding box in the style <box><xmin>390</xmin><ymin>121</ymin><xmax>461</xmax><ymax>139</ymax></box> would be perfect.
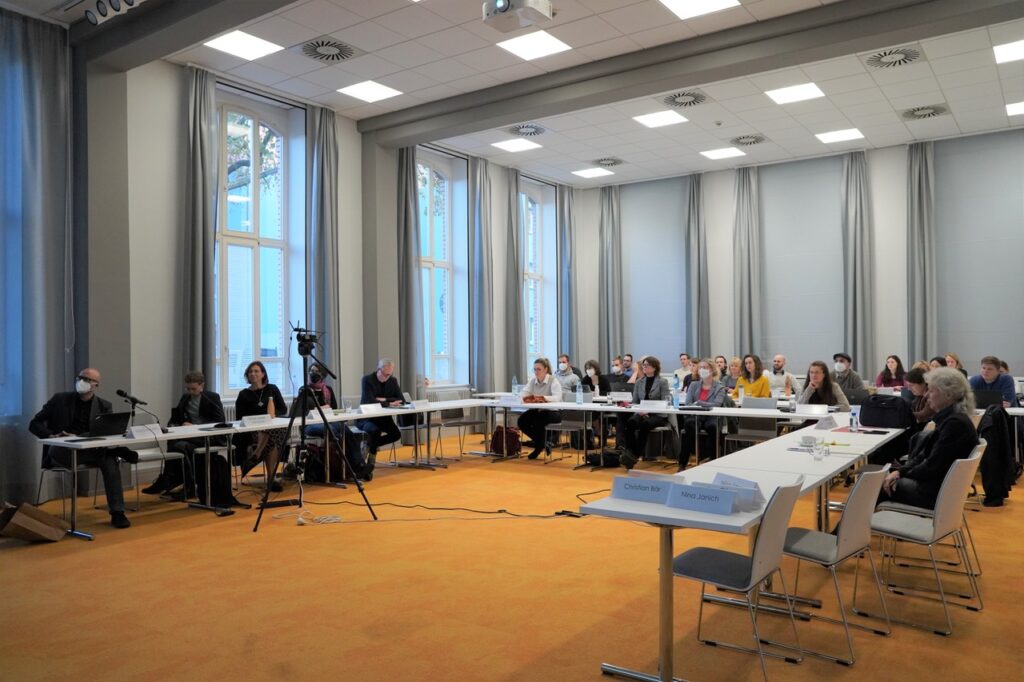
<box><xmin>359</xmin><ymin>403</ymin><xmax>383</xmax><ymax>414</ymax></box>
<box><xmin>307</xmin><ymin>410</ymin><xmax>326</xmax><ymax>422</ymax></box>
<box><xmin>611</xmin><ymin>475</ymin><xmax>671</xmax><ymax>504</ymax></box>
<box><xmin>412</xmin><ymin>400</ymin><xmax>429</xmax><ymax>409</ymax></box>
<box><xmin>666</xmin><ymin>482</ymin><xmax>736</xmax><ymax>515</ymax></box>
<box><xmin>709</xmin><ymin>472</ymin><xmax>765</xmax><ymax>511</ymax></box>
<box><xmin>240</xmin><ymin>414</ymin><xmax>272</xmax><ymax>427</ymax></box>
<box><xmin>814</xmin><ymin>415</ymin><xmax>839</xmax><ymax>430</ymax></box>
<box><xmin>129</xmin><ymin>424</ymin><xmax>161</xmax><ymax>440</ymax></box>
<box><xmin>498</xmin><ymin>395</ymin><xmax>522</xmax><ymax>407</ymax></box>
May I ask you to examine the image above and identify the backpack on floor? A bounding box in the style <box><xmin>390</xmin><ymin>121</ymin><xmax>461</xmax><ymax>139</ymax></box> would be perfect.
<box><xmin>490</xmin><ymin>426</ymin><xmax>522</xmax><ymax>456</ymax></box>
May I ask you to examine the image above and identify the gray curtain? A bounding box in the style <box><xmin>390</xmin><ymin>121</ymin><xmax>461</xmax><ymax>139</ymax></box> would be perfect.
<box><xmin>397</xmin><ymin>147</ymin><xmax>426</xmax><ymax>396</ymax></box>
<box><xmin>182</xmin><ymin>66</ymin><xmax>218</xmax><ymax>383</ymax></box>
<box><xmin>684</xmin><ymin>174</ymin><xmax>711</xmax><ymax>357</ymax></box>
<box><xmin>598</xmin><ymin>185</ymin><xmax>623</xmax><ymax>366</ymax></box>
<box><xmin>504</xmin><ymin>169</ymin><xmax>526</xmax><ymax>384</ymax></box>
<box><xmin>556</xmin><ymin>184</ymin><xmax>578</xmax><ymax>363</ymax></box>
<box><xmin>733</xmin><ymin>167</ymin><xmax>762</xmax><ymax>355</ymax></box>
<box><xmin>842</xmin><ymin>151</ymin><xmax>875</xmax><ymax>371</ymax></box>
<box><xmin>0</xmin><ymin>9</ymin><xmax>74</xmax><ymax>502</ymax></box>
<box><xmin>306</xmin><ymin>106</ymin><xmax>340</xmax><ymax>378</ymax></box>
<box><xmin>907</xmin><ymin>142</ymin><xmax>937</xmax><ymax>362</ymax></box>
<box><xmin>468</xmin><ymin>157</ymin><xmax>494</xmax><ymax>393</ymax></box>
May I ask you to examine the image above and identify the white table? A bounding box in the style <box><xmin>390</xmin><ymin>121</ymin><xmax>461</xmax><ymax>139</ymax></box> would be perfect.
<box><xmin>579</xmin><ymin>416</ymin><xmax>902</xmax><ymax>682</ymax></box>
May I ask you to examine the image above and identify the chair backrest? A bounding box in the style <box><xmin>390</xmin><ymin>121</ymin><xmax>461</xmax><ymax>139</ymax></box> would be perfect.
<box><xmin>748</xmin><ymin>478</ymin><xmax>804</xmax><ymax>587</ymax></box>
<box><xmin>440</xmin><ymin>408</ymin><xmax>465</xmax><ymax>420</ymax></box>
<box><xmin>735</xmin><ymin>416</ymin><xmax>777</xmax><ymax>437</ymax></box>
<box><xmin>931</xmin><ymin>443</ymin><xmax>984</xmax><ymax>540</ymax></box>
<box><xmin>835</xmin><ymin>465</ymin><xmax>889</xmax><ymax>560</ymax></box>
<box><xmin>743</xmin><ymin>396</ymin><xmax>778</xmax><ymax>410</ymax></box>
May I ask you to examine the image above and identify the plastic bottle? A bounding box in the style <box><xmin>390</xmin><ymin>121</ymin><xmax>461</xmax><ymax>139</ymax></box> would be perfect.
<box><xmin>738</xmin><ymin>385</ymin><xmax>745</xmax><ymax>404</ymax></box>
<box><xmin>671</xmin><ymin>376</ymin><xmax>681</xmax><ymax>408</ymax></box>
<box><xmin>576</xmin><ymin>382</ymin><xmax>583</xmax><ymax>405</ymax></box>
<box><xmin>849</xmin><ymin>404</ymin><xmax>860</xmax><ymax>432</ymax></box>
<box><xmin>512</xmin><ymin>375</ymin><xmax>519</xmax><ymax>395</ymax></box>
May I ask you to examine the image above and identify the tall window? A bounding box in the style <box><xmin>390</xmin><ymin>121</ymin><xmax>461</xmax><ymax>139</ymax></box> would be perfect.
<box><xmin>214</xmin><ymin>99</ymin><xmax>304</xmax><ymax>396</ymax></box>
<box><xmin>522</xmin><ymin>192</ymin><xmax>543</xmax><ymax>356</ymax></box>
<box><xmin>520</xmin><ymin>179</ymin><xmax>558</xmax><ymax>360</ymax></box>
<box><xmin>417</xmin><ymin>161</ymin><xmax>454</xmax><ymax>383</ymax></box>
<box><xmin>415</xmin><ymin>148</ymin><xmax>469</xmax><ymax>385</ymax></box>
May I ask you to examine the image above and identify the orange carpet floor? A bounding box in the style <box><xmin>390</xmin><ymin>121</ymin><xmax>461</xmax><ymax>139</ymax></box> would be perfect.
<box><xmin>2</xmin><ymin>438</ymin><xmax>1022</xmax><ymax>681</ymax></box>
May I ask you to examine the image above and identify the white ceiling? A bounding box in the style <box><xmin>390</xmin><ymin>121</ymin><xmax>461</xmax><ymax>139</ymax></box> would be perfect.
<box><xmin>7</xmin><ymin>0</ymin><xmax>1024</xmax><ymax>186</ymax></box>
<box><xmin>164</xmin><ymin>0</ymin><xmax>848</xmax><ymax>120</ymax></box>
<box><xmin>439</xmin><ymin>19</ymin><xmax>1024</xmax><ymax>185</ymax></box>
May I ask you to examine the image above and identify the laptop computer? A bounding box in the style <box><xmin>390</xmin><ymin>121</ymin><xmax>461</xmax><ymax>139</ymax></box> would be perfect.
<box><xmin>67</xmin><ymin>411</ymin><xmax>132</xmax><ymax>441</ymax></box>
<box><xmin>973</xmin><ymin>389</ymin><xmax>1004</xmax><ymax>409</ymax></box>
<box><xmin>845</xmin><ymin>387</ymin><xmax>870</xmax><ymax>405</ymax></box>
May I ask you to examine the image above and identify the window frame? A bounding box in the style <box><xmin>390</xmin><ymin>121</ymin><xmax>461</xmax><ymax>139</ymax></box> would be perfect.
<box><xmin>416</xmin><ymin>157</ymin><xmax>456</xmax><ymax>384</ymax></box>
<box><xmin>521</xmin><ymin>186</ymin><xmax>544</xmax><ymax>357</ymax></box>
<box><xmin>214</xmin><ymin>103</ymin><xmax>290</xmax><ymax>397</ymax></box>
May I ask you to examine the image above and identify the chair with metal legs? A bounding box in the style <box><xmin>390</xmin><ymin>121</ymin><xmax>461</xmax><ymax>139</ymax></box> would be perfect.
<box><xmin>432</xmin><ymin>408</ymin><xmax>484</xmax><ymax>461</ymax></box>
<box><xmin>857</xmin><ymin>449</ymin><xmax>983</xmax><ymax>636</ymax></box>
<box><xmin>36</xmin><ymin>464</ymin><xmax>98</xmax><ymax>520</ymax></box>
<box><xmin>781</xmin><ymin>466</ymin><xmax>891</xmax><ymax>666</ymax></box>
<box><xmin>672</xmin><ymin>478</ymin><xmax>805</xmax><ymax>681</ymax></box>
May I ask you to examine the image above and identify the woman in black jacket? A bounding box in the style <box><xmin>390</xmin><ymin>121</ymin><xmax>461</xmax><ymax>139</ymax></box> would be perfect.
<box><xmin>880</xmin><ymin>367</ymin><xmax>978</xmax><ymax>509</ymax></box>
<box><xmin>235</xmin><ymin>361</ymin><xmax>289</xmax><ymax>493</ymax></box>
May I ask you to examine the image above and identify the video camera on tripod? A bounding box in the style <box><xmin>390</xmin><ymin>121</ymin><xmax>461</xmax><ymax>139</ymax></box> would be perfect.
<box><xmin>294</xmin><ymin>325</ymin><xmax>319</xmax><ymax>357</ymax></box>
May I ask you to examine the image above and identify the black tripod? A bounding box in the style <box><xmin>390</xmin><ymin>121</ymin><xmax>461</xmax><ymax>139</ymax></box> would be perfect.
<box><xmin>253</xmin><ymin>348</ymin><xmax>377</xmax><ymax>532</ymax></box>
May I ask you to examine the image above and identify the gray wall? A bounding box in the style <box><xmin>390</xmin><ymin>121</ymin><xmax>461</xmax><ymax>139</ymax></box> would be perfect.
<box><xmin>935</xmin><ymin>129</ymin><xmax>1024</xmax><ymax>373</ymax></box>
<box><xmin>620</xmin><ymin>176</ymin><xmax>689</xmax><ymax>366</ymax></box>
<box><xmin>759</xmin><ymin>155</ymin><xmax>845</xmax><ymax>374</ymax></box>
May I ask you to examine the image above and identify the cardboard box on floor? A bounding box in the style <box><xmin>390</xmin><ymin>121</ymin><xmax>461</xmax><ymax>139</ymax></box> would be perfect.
<box><xmin>0</xmin><ymin>502</ymin><xmax>69</xmax><ymax>542</ymax></box>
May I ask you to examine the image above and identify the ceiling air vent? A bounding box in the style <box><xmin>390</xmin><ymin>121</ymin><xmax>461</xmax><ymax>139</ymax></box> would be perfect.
<box><xmin>594</xmin><ymin>158</ymin><xmax>623</xmax><ymax>167</ymax></box>
<box><xmin>865</xmin><ymin>46</ymin><xmax>922</xmax><ymax>69</ymax></box>
<box><xmin>902</xmin><ymin>104</ymin><xmax>949</xmax><ymax>120</ymax></box>
<box><xmin>510</xmin><ymin>123</ymin><xmax>545</xmax><ymax>137</ymax></box>
<box><xmin>297</xmin><ymin>38</ymin><xmax>362</xmax><ymax>63</ymax></box>
<box><xmin>730</xmin><ymin>134</ymin><xmax>767</xmax><ymax>146</ymax></box>
<box><xmin>663</xmin><ymin>90</ymin><xmax>707</xmax><ymax>108</ymax></box>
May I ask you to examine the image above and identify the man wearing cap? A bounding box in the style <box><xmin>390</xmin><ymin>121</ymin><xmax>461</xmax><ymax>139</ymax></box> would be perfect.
<box><xmin>831</xmin><ymin>352</ymin><xmax>865</xmax><ymax>393</ymax></box>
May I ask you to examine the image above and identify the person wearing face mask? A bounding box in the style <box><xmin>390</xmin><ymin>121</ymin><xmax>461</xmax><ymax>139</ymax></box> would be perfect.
<box><xmin>29</xmin><ymin>368</ymin><xmax>138</xmax><ymax>529</ymax></box>
<box><xmin>554</xmin><ymin>354</ymin><xmax>582</xmax><ymax>392</ymax></box>
<box><xmin>301</xmin><ymin>364</ymin><xmax>371</xmax><ymax>480</ymax></box>
<box><xmin>764</xmin><ymin>354</ymin><xmax>797</xmax><ymax>397</ymax></box>
<box><xmin>680</xmin><ymin>359</ymin><xmax>728</xmax><ymax>465</ymax></box>
<box><xmin>830</xmin><ymin>352</ymin><xmax>865</xmax><ymax>393</ymax></box>
<box><xmin>142</xmin><ymin>371</ymin><xmax>236</xmax><ymax>506</ymax></box>
<box><xmin>608</xmin><ymin>356</ymin><xmax>629</xmax><ymax>392</ymax></box>
<box><xmin>581</xmin><ymin>360</ymin><xmax>611</xmax><ymax>397</ymax></box>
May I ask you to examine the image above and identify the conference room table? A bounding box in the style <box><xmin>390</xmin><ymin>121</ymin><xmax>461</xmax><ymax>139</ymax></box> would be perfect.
<box><xmin>471</xmin><ymin>396</ymin><xmax>832</xmax><ymax>465</ymax></box>
<box><xmin>579</xmin><ymin>415</ymin><xmax>903</xmax><ymax>682</ymax></box>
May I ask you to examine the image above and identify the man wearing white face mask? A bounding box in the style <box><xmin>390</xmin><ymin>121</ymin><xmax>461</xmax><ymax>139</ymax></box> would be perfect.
<box><xmin>554</xmin><ymin>354</ymin><xmax>581</xmax><ymax>392</ymax></box>
<box><xmin>830</xmin><ymin>352</ymin><xmax>865</xmax><ymax>393</ymax></box>
<box><xmin>29</xmin><ymin>368</ymin><xmax>136</xmax><ymax>529</ymax></box>
<box><xmin>608</xmin><ymin>356</ymin><xmax>629</xmax><ymax>393</ymax></box>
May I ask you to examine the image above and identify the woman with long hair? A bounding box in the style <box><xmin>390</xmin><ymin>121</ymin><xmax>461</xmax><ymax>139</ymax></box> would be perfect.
<box><xmin>875</xmin><ymin>355</ymin><xmax>906</xmax><ymax>388</ymax></box>
<box><xmin>796</xmin><ymin>360</ymin><xmax>851</xmax><ymax>411</ymax></box>
<box><xmin>732</xmin><ymin>354</ymin><xmax>770</xmax><ymax>399</ymax></box>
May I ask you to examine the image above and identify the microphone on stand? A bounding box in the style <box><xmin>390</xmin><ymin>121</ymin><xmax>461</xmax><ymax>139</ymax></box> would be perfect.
<box><xmin>116</xmin><ymin>389</ymin><xmax>148</xmax><ymax>406</ymax></box>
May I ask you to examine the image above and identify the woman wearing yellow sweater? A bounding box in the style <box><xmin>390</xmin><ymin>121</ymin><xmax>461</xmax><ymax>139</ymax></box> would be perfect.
<box><xmin>732</xmin><ymin>354</ymin><xmax>771</xmax><ymax>399</ymax></box>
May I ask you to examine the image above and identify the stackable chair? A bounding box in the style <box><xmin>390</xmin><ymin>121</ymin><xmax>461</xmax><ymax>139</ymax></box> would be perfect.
<box><xmin>544</xmin><ymin>411</ymin><xmax>588</xmax><ymax>465</ymax></box>
<box><xmin>857</xmin><ymin>450</ymin><xmax>983</xmax><ymax>636</ymax></box>
<box><xmin>781</xmin><ymin>466</ymin><xmax>891</xmax><ymax>665</ymax></box>
<box><xmin>672</xmin><ymin>479</ymin><xmax>804</xmax><ymax>680</ymax></box>
<box><xmin>432</xmin><ymin>407</ymin><xmax>484</xmax><ymax>460</ymax></box>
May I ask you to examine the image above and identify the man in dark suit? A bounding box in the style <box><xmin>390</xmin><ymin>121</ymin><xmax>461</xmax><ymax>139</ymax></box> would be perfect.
<box><xmin>356</xmin><ymin>358</ymin><xmax>404</xmax><ymax>469</ymax></box>
<box><xmin>143</xmin><ymin>370</ymin><xmax>235</xmax><ymax>506</ymax></box>
<box><xmin>29</xmin><ymin>367</ymin><xmax>136</xmax><ymax>529</ymax></box>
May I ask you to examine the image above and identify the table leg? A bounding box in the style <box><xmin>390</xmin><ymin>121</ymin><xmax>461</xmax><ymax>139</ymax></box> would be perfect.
<box><xmin>67</xmin><ymin>450</ymin><xmax>93</xmax><ymax>541</ymax></box>
<box><xmin>601</xmin><ymin>526</ymin><xmax>686</xmax><ymax>682</ymax></box>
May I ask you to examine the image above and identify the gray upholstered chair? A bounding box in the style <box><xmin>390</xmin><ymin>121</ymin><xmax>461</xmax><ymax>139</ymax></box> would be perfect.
<box><xmin>672</xmin><ymin>478</ymin><xmax>804</xmax><ymax>680</ymax></box>
<box><xmin>782</xmin><ymin>466</ymin><xmax>891</xmax><ymax>665</ymax></box>
<box><xmin>859</xmin><ymin>448</ymin><xmax>983</xmax><ymax>635</ymax></box>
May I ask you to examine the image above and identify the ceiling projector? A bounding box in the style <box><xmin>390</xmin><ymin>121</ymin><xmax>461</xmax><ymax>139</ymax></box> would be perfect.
<box><xmin>482</xmin><ymin>0</ymin><xmax>553</xmax><ymax>32</ymax></box>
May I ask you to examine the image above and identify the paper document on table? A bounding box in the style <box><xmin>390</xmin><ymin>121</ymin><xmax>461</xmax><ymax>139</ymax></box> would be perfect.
<box><xmin>814</xmin><ymin>415</ymin><xmax>838</xmax><ymax>430</ymax></box>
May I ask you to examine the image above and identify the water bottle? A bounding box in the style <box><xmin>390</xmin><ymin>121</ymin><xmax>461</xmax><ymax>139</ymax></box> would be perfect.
<box><xmin>738</xmin><ymin>385</ymin><xmax>745</xmax><ymax>404</ymax></box>
<box><xmin>512</xmin><ymin>375</ymin><xmax>519</xmax><ymax>395</ymax></box>
<box><xmin>849</xmin><ymin>404</ymin><xmax>860</xmax><ymax>432</ymax></box>
<box><xmin>576</xmin><ymin>382</ymin><xmax>583</xmax><ymax>405</ymax></box>
<box><xmin>672</xmin><ymin>376</ymin><xmax>680</xmax><ymax>408</ymax></box>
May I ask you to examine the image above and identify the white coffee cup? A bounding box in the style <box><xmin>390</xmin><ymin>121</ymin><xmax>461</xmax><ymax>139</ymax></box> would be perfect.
<box><xmin>800</xmin><ymin>435</ymin><xmax>817</xmax><ymax>447</ymax></box>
